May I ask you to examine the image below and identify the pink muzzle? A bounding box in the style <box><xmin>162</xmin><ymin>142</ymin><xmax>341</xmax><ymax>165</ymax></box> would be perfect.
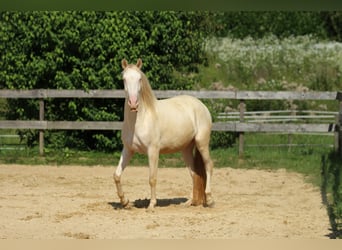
<box><xmin>128</xmin><ymin>96</ymin><xmax>139</xmax><ymax>112</ymax></box>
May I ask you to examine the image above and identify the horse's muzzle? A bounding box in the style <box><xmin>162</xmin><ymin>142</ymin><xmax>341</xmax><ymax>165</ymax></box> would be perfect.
<box><xmin>128</xmin><ymin>98</ymin><xmax>139</xmax><ymax>112</ymax></box>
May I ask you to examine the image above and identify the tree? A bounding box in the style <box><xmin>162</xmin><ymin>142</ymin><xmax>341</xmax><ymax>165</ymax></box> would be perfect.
<box><xmin>208</xmin><ymin>12</ymin><xmax>328</xmax><ymax>39</ymax></box>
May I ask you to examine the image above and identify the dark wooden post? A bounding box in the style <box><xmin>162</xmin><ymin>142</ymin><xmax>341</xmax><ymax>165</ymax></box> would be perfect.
<box><xmin>39</xmin><ymin>99</ymin><xmax>44</xmax><ymax>156</ymax></box>
<box><xmin>239</xmin><ymin>100</ymin><xmax>246</xmax><ymax>158</ymax></box>
<box><xmin>339</xmin><ymin>100</ymin><xmax>342</xmax><ymax>158</ymax></box>
<box><xmin>336</xmin><ymin>92</ymin><xmax>342</xmax><ymax>158</ymax></box>
<box><xmin>335</xmin><ymin>114</ymin><xmax>339</xmax><ymax>153</ymax></box>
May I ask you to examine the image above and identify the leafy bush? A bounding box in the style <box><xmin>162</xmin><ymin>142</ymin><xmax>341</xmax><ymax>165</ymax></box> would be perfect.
<box><xmin>0</xmin><ymin>11</ymin><xmax>208</xmax><ymax>151</ymax></box>
<box><xmin>210</xmin><ymin>131</ymin><xmax>237</xmax><ymax>150</ymax></box>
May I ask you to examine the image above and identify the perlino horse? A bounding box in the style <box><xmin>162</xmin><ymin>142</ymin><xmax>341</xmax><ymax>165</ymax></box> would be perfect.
<box><xmin>113</xmin><ymin>59</ymin><xmax>214</xmax><ymax>210</ymax></box>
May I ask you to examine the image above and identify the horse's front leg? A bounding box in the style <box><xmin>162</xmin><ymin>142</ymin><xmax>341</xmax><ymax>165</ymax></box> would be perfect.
<box><xmin>113</xmin><ymin>147</ymin><xmax>133</xmax><ymax>208</ymax></box>
<box><xmin>147</xmin><ymin>146</ymin><xmax>159</xmax><ymax>210</ymax></box>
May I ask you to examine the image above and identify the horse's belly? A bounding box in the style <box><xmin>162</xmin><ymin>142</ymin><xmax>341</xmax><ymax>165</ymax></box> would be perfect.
<box><xmin>124</xmin><ymin>127</ymin><xmax>193</xmax><ymax>154</ymax></box>
<box><xmin>133</xmin><ymin>132</ymin><xmax>191</xmax><ymax>154</ymax></box>
<box><xmin>159</xmin><ymin>144</ymin><xmax>189</xmax><ymax>154</ymax></box>
<box><xmin>159</xmin><ymin>127</ymin><xmax>195</xmax><ymax>154</ymax></box>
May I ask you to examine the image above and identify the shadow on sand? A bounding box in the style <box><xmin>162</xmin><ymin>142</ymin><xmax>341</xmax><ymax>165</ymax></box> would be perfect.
<box><xmin>108</xmin><ymin>197</ymin><xmax>188</xmax><ymax>210</ymax></box>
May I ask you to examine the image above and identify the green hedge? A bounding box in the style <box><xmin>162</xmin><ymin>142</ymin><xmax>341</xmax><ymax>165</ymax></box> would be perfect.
<box><xmin>0</xmin><ymin>11</ymin><xmax>208</xmax><ymax>151</ymax></box>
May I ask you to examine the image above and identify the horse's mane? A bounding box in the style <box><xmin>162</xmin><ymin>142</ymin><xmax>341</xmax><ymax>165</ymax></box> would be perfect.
<box><xmin>125</xmin><ymin>65</ymin><xmax>157</xmax><ymax>114</ymax></box>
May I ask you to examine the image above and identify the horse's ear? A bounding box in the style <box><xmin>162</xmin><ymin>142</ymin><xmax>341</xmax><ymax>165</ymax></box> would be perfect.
<box><xmin>121</xmin><ymin>59</ymin><xmax>128</xmax><ymax>69</ymax></box>
<box><xmin>136</xmin><ymin>58</ymin><xmax>142</xmax><ymax>69</ymax></box>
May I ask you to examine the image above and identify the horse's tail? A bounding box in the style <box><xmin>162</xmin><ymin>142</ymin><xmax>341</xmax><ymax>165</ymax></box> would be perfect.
<box><xmin>192</xmin><ymin>147</ymin><xmax>207</xmax><ymax>206</ymax></box>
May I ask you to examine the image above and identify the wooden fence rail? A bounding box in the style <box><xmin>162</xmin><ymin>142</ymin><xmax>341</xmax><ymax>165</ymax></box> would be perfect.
<box><xmin>0</xmin><ymin>89</ymin><xmax>341</xmax><ymax>157</ymax></box>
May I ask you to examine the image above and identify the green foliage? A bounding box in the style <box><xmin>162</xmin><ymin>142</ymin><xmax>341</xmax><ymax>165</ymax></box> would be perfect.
<box><xmin>321</xmin><ymin>11</ymin><xmax>342</xmax><ymax>42</ymax></box>
<box><xmin>201</xmin><ymin>12</ymin><xmax>342</xmax><ymax>43</ymax></box>
<box><xmin>0</xmin><ymin>11</ymin><xmax>208</xmax><ymax>151</ymax></box>
<box><xmin>0</xmin><ymin>99</ymin><xmax>7</xmax><ymax>118</ymax></box>
<box><xmin>209</xmin><ymin>12</ymin><xmax>328</xmax><ymax>39</ymax></box>
<box><xmin>210</xmin><ymin>131</ymin><xmax>237</xmax><ymax>150</ymax></box>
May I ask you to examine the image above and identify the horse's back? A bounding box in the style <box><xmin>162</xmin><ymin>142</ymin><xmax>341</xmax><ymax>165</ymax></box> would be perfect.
<box><xmin>158</xmin><ymin>95</ymin><xmax>211</xmax><ymax>124</ymax></box>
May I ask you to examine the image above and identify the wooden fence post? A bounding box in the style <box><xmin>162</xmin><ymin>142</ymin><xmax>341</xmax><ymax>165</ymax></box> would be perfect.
<box><xmin>334</xmin><ymin>114</ymin><xmax>339</xmax><ymax>153</ymax></box>
<box><xmin>288</xmin><ymin>102</ymin><xmax>296</xmax><ymax>152</ymax></box>
<box><xmin>239</xmin><ymin>100</ymin><xmax>246</xmax><ymax>158</ymax></box>
<box><xmin>338</xmin><ymin>100</ymin><xmax>342</xmax><ymax>158</ymax></box>
<box><xmin>39</xmin><ymin>99</ymin><xmax>44</xmax><ymax>156</ymax></box>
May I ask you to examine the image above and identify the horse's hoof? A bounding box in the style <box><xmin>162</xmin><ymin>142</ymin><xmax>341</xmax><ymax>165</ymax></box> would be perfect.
<box><xmin>205</xmin><ymin>200</ymin><xmax>215</xmax><ymax>208</ymax></box>
<box><xmin>183</xmin><ymin>199</ymin><xmax>192</xmax><ymax>207</ymax></box>
<box><xmin>146</xmin><ymin>205</ymin><xmax>156</xmax><ymax>213</ymax></box>
<box><xmin>190</xmin><ymin>199</ymin><xmax>205</xmax><ymax>206</ymax></box>
<box><xmin>124</xmin><ymin>203</ymin><xmax>134</xmax><ymax>210</ymax></box>
<box><xmin>121</xmin><ymin>198</ymin><xmax>131</xmax><ymax>209</ymax></box>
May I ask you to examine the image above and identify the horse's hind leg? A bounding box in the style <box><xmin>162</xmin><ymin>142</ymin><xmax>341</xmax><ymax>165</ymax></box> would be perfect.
<box><xmin>195</xmin><ymin>136</ymin><xmax>214</xmax><ymax>207</ymax></box>
<box><xmin>113</xmin><ymin>147</ymin><xmax>133</xmax><ymax>208</ymax></box>
<box><xmin>181</xmin><ymin>141</ymin><xmax>195</xmax><ymax>206</ymax></box>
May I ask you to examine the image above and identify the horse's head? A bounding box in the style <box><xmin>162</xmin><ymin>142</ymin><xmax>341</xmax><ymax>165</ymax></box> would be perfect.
<box><xmin>121</xmin><ymin>59</ymin><xmax>143</xmax><ymax>112</ymax></box>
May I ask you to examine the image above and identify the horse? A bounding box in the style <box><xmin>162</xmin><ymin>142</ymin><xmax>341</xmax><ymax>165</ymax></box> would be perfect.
<box><xmin>113</xmin><ymin>59</ymin><xmax>214</xmax><ymax>210</ymax></box>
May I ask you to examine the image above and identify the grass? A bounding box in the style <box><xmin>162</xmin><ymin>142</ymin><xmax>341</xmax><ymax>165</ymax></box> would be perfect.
<box><xmin>204</xmin><ymin>35</ymin><xmax>342</xmax><ymax>90</ymax></box>
<box><xmin>0</xmin><ymin>133</ymin><xmax>332</xmax><ymax>180</ymax></box>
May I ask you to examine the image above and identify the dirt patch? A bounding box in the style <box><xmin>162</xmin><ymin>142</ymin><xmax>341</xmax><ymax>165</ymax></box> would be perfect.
<box><xmin>0</xmin><ymin>164</ymin><xmax>331</xmax><ymax>239</ymax></box>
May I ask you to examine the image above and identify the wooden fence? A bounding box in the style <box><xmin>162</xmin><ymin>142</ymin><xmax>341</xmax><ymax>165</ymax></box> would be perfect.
<box><xmin>0</xmin><ymin>89</ymin><xmax>342</xmax><ymax>157</ymax></box>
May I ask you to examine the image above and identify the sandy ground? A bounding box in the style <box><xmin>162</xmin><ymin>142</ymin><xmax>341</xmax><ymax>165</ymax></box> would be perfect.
<box><xmin>0</xmin><ymin>164</ymin><xmax>331</xmax><ymax>239</ymax></box>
